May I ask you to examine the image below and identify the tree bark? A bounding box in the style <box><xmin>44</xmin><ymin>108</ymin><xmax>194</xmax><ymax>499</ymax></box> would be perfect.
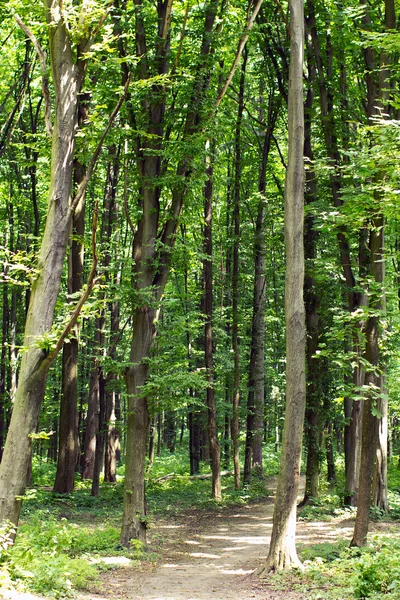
<box><xmin>0</xmin><ymin>1</ymin><xmax>79</xmax><ymax>525</ymax></box>
<box><xmin>82</xmin><ymin>365</ymin><xmax>99</xmax><ymax>479</ymax></box>
<box><xmin>244</xmin><ymin>116</ymin><xmax>273</xmax><ymax>484</ymax></box>
<box><xmin>261</xmin><ymin>0</ymin><xmax>305</xmax><ymax>572</ymax></box>
<box><xmin>231</xmin><ymin>50</ymin><xmax>247</xmax><ymax>490</ymax></box>
<box><xmin>307</xmin><ymin>0</ymin><xmax>364</xmax><ymax>506</ymax></box>
<box><xmin>120</xmin><ymin>0</ymin><xmax>221</xmax><ymax>547</ymax></box>
<box><xmin>301</xmin><ymin>45</ymin><xmax>321</xmax><ymax>505</ymax></box>
<box><xmin>203</xmin><ymin>141</ymin><xmax>221</xmax><ymax>501</ymax></box>
<box><xmin>351</xmin><ymin>219</ymin><xmax>384</xmax><ymax>545</ymax></box>
<box><xmin>53</xmin><ymin>101</ymin><xmax>87</xmax><ymax>493</ymax></box>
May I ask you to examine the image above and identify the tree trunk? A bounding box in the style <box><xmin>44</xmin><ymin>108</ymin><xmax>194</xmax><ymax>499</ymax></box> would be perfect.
<box><xmin>231</xmin><ymin>50</ymin><xmax>247</xmax><ymax>490</ymax></box>
<box><xmin>203</xmin><ymin>141</ymin><xmax>221</xmax><ymax>501</ymax></box>
<box><xmin>53</xmin><ymin>338</ymin><xmax>79</xmax><ymax>493</ymax></box>
<box><xmin>326</xmin><ymin>420</ymin><xmax>336</xmax><ymax>484</ymax></box>
<box><xmin>301</xmin><ymin>49</ymin><xmax>321</xmax><ymax>505</ymax></box>
<box><xmin>307</xmin><ymin>0</ymin><xmax>365</xmax><ymax>506</ymax></box>
<box><xmin>244</xmin><ymin>100</ymin><xmax>275</xmax><ymax>484</ymax></box>
<box><xmin>0</xmin><ymin>231</ymin><xmax>9</xmax><ymax>459</ymax></box>
<box><xmin>373</xmin><ymin>378</ymin><xmax>388</xmax><ymax>511</ymax></box>
<box><xmin>53</xmin><ymin>150</ymin><xmax>86</xmax><ymax>494</ymax></box>
<box><xmin>261</xmin><ymin>0</ymin><xmax>305</xmax><ymax>572</ymax></box>
<box><xmin>121</xmin><ymin>309</ymin><xmax>154</xmax><ymax>546</ymax></box>
<box><xmin>0</xmin><ymin>1</ymin><xmax>79</xmax><ymax>525</ymax></box>
<box><xmin>82</xmin><ymin>363</ymin><xmax>99</xmax><ymax>479</ymax></box>
<box><xmin>91</xmin><ymin>367</ymin><xmax>106</xmax><ymax>497</ymax></box>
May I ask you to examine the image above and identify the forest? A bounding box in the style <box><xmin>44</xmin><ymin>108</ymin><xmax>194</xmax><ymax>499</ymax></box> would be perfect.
<box><xmin>1</xmin><ymin>0</ymin><xmax>400</xmax><ymax>598</ymax></box>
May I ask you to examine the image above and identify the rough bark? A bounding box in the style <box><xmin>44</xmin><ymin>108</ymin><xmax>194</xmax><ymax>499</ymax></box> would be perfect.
<box><xmin>0</xmin><ymin>1</ymin><xmax>79</xmax><ymax>525</ymax></box>
<box><xmin>261</xmin><ymin>0</ymin><xmax>305</xmax><ymax>572</ymax></box>
<box><xmin>231</xmin><ymin>50</ymin><xmax>246</xmax><ymax>490</ymax></box>
<box><xmin>203</xmin><ymin>141</ymin><xmax>222</xmax><ymax>501</ymax></box>
<box><xmin>351</xmin><ymin>219</ymin><xmax>384</xmax><ymax>545</ymax></box>
<box><xmin>307</xmin><ymin>0</ymin><xmax>364</xmax><ymax>505</ymax></box>
<box><xmin>244</xmin><ymin>115</ymin><xmax>273</xmax><ymax>484</ymax></box>
<box><xmin>301</xmin><ymin>53</ymin><xmax>322</xmax><ymax>505</ymax></box>
<box><xmin>82</xmin><ymin>366</ymin><xmax>99</xmax><ymax>479</ymax></box>
<box><xmin>121</xmin><ymin>309</ymin><xmax>154</xmax><ymax>546</ymax></box>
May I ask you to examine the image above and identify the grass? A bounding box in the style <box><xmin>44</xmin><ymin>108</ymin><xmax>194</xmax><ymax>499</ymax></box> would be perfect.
<box><xmin>269</xmin><ymin>458</ymin><xmax>400</xmax><ymax>600</ymax></box>
<box><xmin>0</xmin><ymin>443</ymin><xmax>276</xmax><ymax>598</ymax></box>
<box><xmin>2</xmin><ymin>448</ymin><xmax>400</xmax><ymax>599</ymax></box>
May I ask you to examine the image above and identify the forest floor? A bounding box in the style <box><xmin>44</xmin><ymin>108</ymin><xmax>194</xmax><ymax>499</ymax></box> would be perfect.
<box><xmin>72</xmin><ymin>478</ymin><xmax>361</xmax><ymax>600</ymax></box>
<box><xmin>3</xmin><ymin>475</ymin><xmax>400</xmax><ymax>600</ymax></box>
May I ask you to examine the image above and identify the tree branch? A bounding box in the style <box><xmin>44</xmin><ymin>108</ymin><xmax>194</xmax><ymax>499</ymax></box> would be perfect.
<box><xmin>14</xmin><ymin>13</ymin><xmax>53</xmax><ymax>137</ymax></box>
<box><xmin>70</xmin><ymin>73</ymin><xmax>132</xmax><ymax>214</ymax></box>
<box><xmin>215</xmin><ymin>0</ymin><xmax>264</xmax><ymax>109</ymax></box>
<box><xmin>161</xmin><ymin>0</ymin><xmax>174</xmax><ymax>39</ymax></box>
<box><xmin>171</xmin><ymin>2</ymin><xmax>189</xmax><ymax>75</ymax></box>
<box><xmin>46</xmin><ymin>199</ymin><xmax>101</xmax><ymax>364</ymax></box>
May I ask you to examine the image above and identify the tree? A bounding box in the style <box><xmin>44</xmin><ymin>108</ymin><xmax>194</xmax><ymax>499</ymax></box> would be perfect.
<box><xmin>260</xmin><ymin>0</ymin><xmax>305</xmax><ymax>572</ymax></box>
<box><xmin>0</xmin><ymin>0</ymin><xmax>125</xmax><ymax>526</ymax></box>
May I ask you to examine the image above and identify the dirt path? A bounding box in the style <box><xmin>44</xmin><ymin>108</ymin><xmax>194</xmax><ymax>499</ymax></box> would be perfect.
<box><xmin>78</xmin><ymin>481</ymin><xmax>355</xmax><ymax>600</ymax></box>
<box><xmin>82</xmin><ymin>499</ymin><xmax>291</xmax><ymax>600</ymax></box>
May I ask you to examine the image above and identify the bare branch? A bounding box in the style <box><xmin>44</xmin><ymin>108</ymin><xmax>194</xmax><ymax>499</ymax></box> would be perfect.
<box><xmin>161</xmin><ymin>0</ymin><xmax>174</xmax><ymax>39</ymax></box>
<box><xmin>46</xmin><ymin>199</ymin><xmax>100</xmax><ymax>364</ymax></box>
<box><xmin>70</xmin><ymin>73</ymin><xmax>132</xmax><ymax>214</ymax></box>
<box><xmin>123</xmin><ymin>139</ymin><xmax>136</xmax><ymax>236</ymax></box>
<box><xmin>215</xmin><ymin>0</ymin><xmax>264</xmax><ymax>109</ymax></box>
<box><xmin>14</xmin><ymin>14</ymin><xmax>53</xmax><ymax>136</ymax></box>
<box><xmin>171</xmin><ymin>2</ymin><xmax>189</xmax><ymax>75</ymax></box>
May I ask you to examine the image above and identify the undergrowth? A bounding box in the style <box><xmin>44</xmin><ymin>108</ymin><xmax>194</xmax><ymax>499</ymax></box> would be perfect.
<box><xmin>2</xmin><ymin>449</ymin><xmax>400</xmax><ymax>598</ymax></box>
<box><xmin>0</xmin><ymin>444</ymin><xmax>275</xmax><ymax>598</ymax></box>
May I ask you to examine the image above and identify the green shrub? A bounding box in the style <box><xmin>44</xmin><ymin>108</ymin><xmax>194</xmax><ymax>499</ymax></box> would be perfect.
<box><xmin>353</xmin><ymin>541</ymin><xmax>400</xmax><ymax>598</ymax></box>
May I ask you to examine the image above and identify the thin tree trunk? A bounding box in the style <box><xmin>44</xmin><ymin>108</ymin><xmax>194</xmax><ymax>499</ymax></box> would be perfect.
<box><xmin>203</xmin><ymin>141</ymin><xmax>221</xmax><ymax>501</ymax></box>
<box><xmin>261</xmin><ymin>0</ymin><xmax>305</xmax><ymax>571</ymax></box>
<box><xmin>244</xmin><ymin>98</ymin><xmax>275</xmax><ymax>483</ymax></box>
<box><xmin>91</xmin><ymin>367</ymin><xmax>106</xmax><ymax>497</ymax></box>
<box><xmin>82</xmin><ymin>361</ymin><xmax>99</xmax><ymax>479</ymax></box>
<box><xmin>231</xmin><ymin>50</ymin><xmax>247</xmax><ymax>490</ymax></box>
<box><xmin>301</xmin><ymin>46</ymin><xmax>321</xmax><ymax>505</ymax></box>
<box><xmin>351</xmin><ymin>219</ymin><xmax>384</xmax><ymax>545</ymax></box>
<box><xmin>53</xmin><ymin>137</ymin><xmax>87</xmax><ymax>494</ymax></box>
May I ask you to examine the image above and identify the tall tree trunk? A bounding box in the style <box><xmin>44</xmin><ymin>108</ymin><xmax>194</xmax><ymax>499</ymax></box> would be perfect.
<box><xmin>91</xmin><ymin>365</ymin><xmax>106</xmax><ymax>497</ymax></box>
<box><xmin>351</xmin><ymin>220</ymin><xmax>384</xmax><ymax>546</ymax></box>
<box><xmin>203</xmin><ymin>141</ymin><xmax>221</xmax><ymax>500</ymax></box>
<box><xmin>261</xmin><ymin>0</ymin><xmax>305</xmax><ymax>572</ymax></box>
<box><xmin>351</xmin><ymin>0</ymin><xmax>394</xmax><ymax>541</ymax></box>
<box><xmin>53</xmin><ymin>121</ymin><xmax>87</xmax><ymax>494</ymax></box>
<box><xmin>244</xmin><ymin>98</ymin><xmax>276</xmax><ymax>484</ymax></box>
<box><xmin>82</xmin><ymin>361</ymin><xmax>99</xmax><ymax>479</ymax></box>
<box><xmin>0</xmin><ymin>228</ymin><xmax>9</xmax><ymax>459</ymax></box>
<box><xmin>0</xmin><ymin>2</ymin><xmax>79</xmax><ymax>525</ymax></box>
<box><xmin>120</xmin><ymin>0</ymin><xmax>221</xmax><ymax>547</ymax></box>
<box><xmin>103</xmin><ymin>149</ymin><xmax>121</xmax><ymax>483</ymax></box>
<box><xmin>307</xmin><ymin>0</ymin><xmax>364</xmax><ymax>506</ymax></box>
<box><xmin>121</xmin><ymin>309</ymin><xmax>155</xmax><ymax>546</ymax></box>
<box><xmin>300</xmin><ymin>43</ymin><xmax>321</xmax><ymax>505</ymax></box>
<box><xmin>231</xmin><ymin>51</ymin><xmax>247</xmax><ymax>490</ymax></box>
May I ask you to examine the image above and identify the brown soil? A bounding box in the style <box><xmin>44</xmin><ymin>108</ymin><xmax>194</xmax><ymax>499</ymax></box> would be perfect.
<box><xmin>76</xmin><ymin>480</ymin><xmax>360</xmax><ymax>600</ymax></box>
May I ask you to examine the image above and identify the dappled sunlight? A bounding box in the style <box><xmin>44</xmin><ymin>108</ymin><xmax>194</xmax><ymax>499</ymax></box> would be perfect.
<box><xmin>220</xmin><ymin>568</ymin><xmax>255</xmax><ymax>575</ymax></box>
<box><xmin>89</xmin><ymin>555</ymin><xmax>132</xmax><ymax>565</ymax></box>
<box><xmin>189</xmin><ymin>552</ymin><xmax>222</xmax><ymax>559</ymax></box>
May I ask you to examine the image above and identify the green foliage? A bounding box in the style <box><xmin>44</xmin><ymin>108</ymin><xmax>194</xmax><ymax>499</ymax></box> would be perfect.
<box><xmin>297</xmin><ymin>539</ymin><xmax>400</xmax><ymax>600</ymax></box>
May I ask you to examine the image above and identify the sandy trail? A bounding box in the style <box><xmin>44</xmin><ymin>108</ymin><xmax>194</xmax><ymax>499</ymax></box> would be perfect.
<box><xmin>82</xmin><ymin>499</ymin><xmax>292</xmax><ymax>600</ymax></box>
<box><xmin>78</xmin><ymin>478</ymin><xmax>354</xmax><ymax>600</ymax></box>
